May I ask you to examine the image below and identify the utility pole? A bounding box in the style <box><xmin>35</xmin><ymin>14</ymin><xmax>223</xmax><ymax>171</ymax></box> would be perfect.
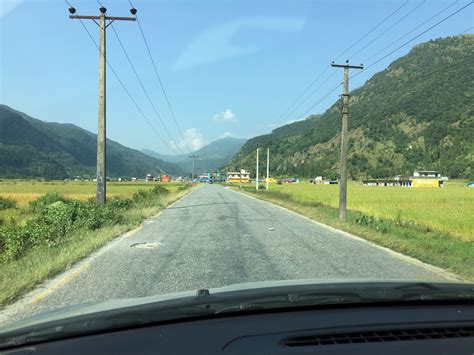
<box><xmin>256</xmin><ymin>148</ymin><xmax>259</xmax><ymax>190</ymax></box>
<box><xmin>331</xmin><ymin>61</ymin><xmax>363</xmax><ymax>221</ymax></box>
<box><xmin>68</xmin><ymin>4</ymin><xmax>136</xmax><ymax>205</ymax></box>
<box><xmin>189</xmin><ymin>155</ymin><xmax>198</xmax><ymax>179</ymax></box>
<box><xmin>266</xmin><ymin>148</ymin><xmax>270</xmax><ymax>190</ymax></box>
<box><xmin>239</xmin><ymin>153</ymin><xmax>242</xmax><ymax>189</ymax></box>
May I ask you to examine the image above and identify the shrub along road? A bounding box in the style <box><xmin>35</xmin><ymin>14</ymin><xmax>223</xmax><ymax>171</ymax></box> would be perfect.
<box><xmin>0</xmin><ymin>184</ymin><xmax>454</xmax><ymax>324</ymax></box>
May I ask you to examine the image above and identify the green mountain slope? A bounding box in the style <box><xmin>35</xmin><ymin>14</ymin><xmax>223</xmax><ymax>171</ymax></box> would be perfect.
<box><xmin>0</xmin><ymin>105</ymin><xmax>184</xmax><ymax>179</ymax></box>
<box><xmin>228</xmin><ymin>35</ymin><xmax>474</xmax><ymax>179</ymax></box>
<box><xmin>142</xmin><ymin>137</ymin><xmax>247</xmax><ymax>175</ymax></box>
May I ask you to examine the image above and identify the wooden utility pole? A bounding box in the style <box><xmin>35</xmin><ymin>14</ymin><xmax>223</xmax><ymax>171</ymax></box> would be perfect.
<box><xmin>256</xmin><ymin>148</ymin><xmax>259</xmax><ymax>191</ymax></box>
<box><xmin>331</xmin><ymin>61</ymin><xmax>363</xmax><ymax>221</ymax></box>
<box><xmin>239</xmin><ymin>153</ymin><xmax>242</xmax><ymax>189</ymax></box>
<box><xmin>189</xmin><ymin>155</ymin><xmax>198</xmax><ymax>179</ymax></box>
<box><xmin>69</xmin><ymin>5</ymin><xmax>136</xmax><ymax>205</ymax></box>
<box><xmin>266</xmin><ymin>148</ymin><xmax>270</xmax><ymax>190</ymax></box>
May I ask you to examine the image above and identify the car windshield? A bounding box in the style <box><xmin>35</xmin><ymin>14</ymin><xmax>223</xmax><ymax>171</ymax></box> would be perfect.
<box><xmin>0</xmin><ymin>0</ymin><xmax>473</xmax><ymax>333</ymax></box>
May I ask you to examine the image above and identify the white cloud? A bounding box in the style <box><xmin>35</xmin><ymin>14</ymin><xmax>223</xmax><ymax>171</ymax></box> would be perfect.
<box><xmin>219</xmin><ymin>131</ymin><xmax>233</xmax><ymax>138</ymax></box>
<box><xmin>0</xmin><ymin>0</ymin><xmax>23</xmax><ymax>17</ymax></box>
<box><xmin>212</xmin><ymin>109</ymin><xmax>236</xmax><ymax>122</ymax></box>
<box><xmin>170</xmin><ymin>128</ymin><xmax>206</xmax><ymax>152</ymax></box>
<box><xmin>174</xmin><ymin>16</ymin><xmax>305</xmax><ymax>71</ymax></box>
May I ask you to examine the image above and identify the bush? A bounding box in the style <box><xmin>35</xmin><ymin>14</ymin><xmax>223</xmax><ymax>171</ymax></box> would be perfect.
<box><xmin>0</xmin><ymin>197</ymin><xmax>16</xmax><ymax>211</ymax></box>
<box><xmin>29</xmin><ymin>192</ymin><xmax>68</xmax><ymax>212</ymax></box>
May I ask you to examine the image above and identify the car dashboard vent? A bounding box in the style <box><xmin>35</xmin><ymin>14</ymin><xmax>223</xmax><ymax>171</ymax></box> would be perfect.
<box><xmin>284</xmin><ymin>327</ymin><xmax>474</xmax><ymax>347</ymax></box>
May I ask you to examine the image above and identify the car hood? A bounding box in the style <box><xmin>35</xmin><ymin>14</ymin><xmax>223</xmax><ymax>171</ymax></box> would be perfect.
<box><xmin>0</xmin><ymin>278</ymin><xmax>472</xmax><ymax>348</ymax></box>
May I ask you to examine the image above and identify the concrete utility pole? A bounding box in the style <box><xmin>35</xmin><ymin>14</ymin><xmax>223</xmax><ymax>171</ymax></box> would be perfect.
<box><xmin>69</xmin><ymin>5</ymin><xmax>136</xmax><ymax>205</ymax></box>
<box><xmin>266</xmin><ymin>148</ymin><xmax>270</xmax><ymax>190</ymax></box>
<box><xmin>331</xmin><ymin>61</ymin><xmax>363</xmax><ymax>222</ymax></box>
<box><xmin>256</xmin><ymin>148</ymin><xmax>259</xmax><ymax>191</ymax></box>
<box><xmin>189</xmin><ymin>155</ymin><xmax>198</xmax><ymax>179</ymax></box>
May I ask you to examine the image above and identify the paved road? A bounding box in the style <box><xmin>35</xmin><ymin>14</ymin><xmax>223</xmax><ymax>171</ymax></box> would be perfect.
<box><xmin>1</xmin><ymin>184</ymin><xmax>448</xmax><ymax>324</ymax></box>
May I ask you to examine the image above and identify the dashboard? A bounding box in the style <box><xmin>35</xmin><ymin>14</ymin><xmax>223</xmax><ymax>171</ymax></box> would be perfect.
<box><xmin>2</xmin><ymin>303</ymin><xmax>473</xmax><ymax>354</ymax></box>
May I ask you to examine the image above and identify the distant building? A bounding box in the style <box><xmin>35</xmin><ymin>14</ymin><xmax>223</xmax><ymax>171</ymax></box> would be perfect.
<box><xmin>145</xmin><ymin>174</ymin><xmax>154</xmax><ymax>182</ymax></box>
<box><xmin>362</xmin><ymin>171</ymin><xmax>443</xmax><ymax>188</ymax></box>
<box><xmin>412</xmin><ymin>170</ymin><xmax>443</xmax><ymax>188</ymax></box>
<box><xmin>413</xmin><ymin>171</ymin><xmax>441</xmax><ymax>178</ymax></box>
<box><xmin>161</xmin><ymin>175</ymin><xmax>171</xmax><ymax>183</ymax></box>
<box><xmin>227</xmin><ymin>169</ymin><xmax>250</xmax><ymax>183</ymax></box>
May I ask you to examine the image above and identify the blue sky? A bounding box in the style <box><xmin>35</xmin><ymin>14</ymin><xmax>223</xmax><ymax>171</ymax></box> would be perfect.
<box><xmin>1</xmin><ymin>0</ymin><xmax>472</xmax><ymax>155</ymax></box>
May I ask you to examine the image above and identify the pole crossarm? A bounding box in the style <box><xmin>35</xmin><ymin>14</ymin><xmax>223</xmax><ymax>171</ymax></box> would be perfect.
<box><xmin>331</xmin><ymin>63</ymin><xmax>364</xmax><ymax>69</ymax></box>
<box><xmin>70</xmin><ymin>15</ymin><xmax>136</xmax><ymax>21</ymax></box>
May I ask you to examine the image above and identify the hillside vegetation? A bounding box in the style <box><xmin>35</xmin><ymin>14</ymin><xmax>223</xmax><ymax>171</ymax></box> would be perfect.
<box><xmin>0</xmin><ymin>105</ymin><xmax>184</xmax><ymax>179</ymax></box>
<box><xmin>228</xmin><ymin>35</ymin><xmax>474</xmax><ymax>179</ymax></box>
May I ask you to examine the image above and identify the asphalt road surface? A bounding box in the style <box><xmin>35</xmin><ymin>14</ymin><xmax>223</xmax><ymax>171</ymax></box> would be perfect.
<box><xmin>1</xmin><ymin>184</ymin><xmax>449</xmax><ymax>324</ymax></box>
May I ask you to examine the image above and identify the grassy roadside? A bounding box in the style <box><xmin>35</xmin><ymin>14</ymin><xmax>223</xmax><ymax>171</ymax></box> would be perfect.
<box><xmin>232</xmin><ymin>186</ymin><xmax>473</xmax><ymax>281</ymax></box>
<box><xmin>0</xmin><ymin>184</ymin><xmax>197</xmax><ymax>308</ymax></box>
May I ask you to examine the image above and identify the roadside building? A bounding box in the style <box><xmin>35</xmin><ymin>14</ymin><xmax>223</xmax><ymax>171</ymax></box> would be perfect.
<box><xmin>412</xmin><ymin>170</ymin><xmax>443</xmax><ymax>188</ymax></box>
<box><xmin>161</xmin><ymin>174</ymin><xmax>171</xmax><ymax>183</ymax></box>
<box><xmin>145</xmin><ymin>174</ymin><xmax>154</xmax><ymax>182</ymax></box>
<box><xmin>227</xmin><ymin>169</ymin><xmax>251</xmax><ymax>183</ymax></box>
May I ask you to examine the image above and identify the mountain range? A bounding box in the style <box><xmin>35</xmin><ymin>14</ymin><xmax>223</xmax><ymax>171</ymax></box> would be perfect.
<box><xmin>142</xmin><ymin>137</ymin><xmax>246</xmax><ymax>175</ymax></box>
<box><xmin>227</xmin><ymin>35</ymin><xmax>474</xmax><ymax>179</ymax></box>
<box><xmin>0</xmin><ymin>105</ymin><xmax>185</xmax><ymax>179</ymax></box>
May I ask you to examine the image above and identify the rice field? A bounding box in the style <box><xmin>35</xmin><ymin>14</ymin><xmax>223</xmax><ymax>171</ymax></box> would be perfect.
<box><xmin>0</xmin><ymin>180</ymin><xmax>184</xmax><ymax>207</ymax></box>
<box><xmin>267</xmin><ymin>180</ymin><xmax>473</xmax><ymax>242</ymax></box>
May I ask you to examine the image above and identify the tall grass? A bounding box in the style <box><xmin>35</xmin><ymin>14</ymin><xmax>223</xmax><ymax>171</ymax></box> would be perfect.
<box><xmin>265</xmin><ymin>181</ymin><xmax>473</xmax><ymax>241</ymax></box>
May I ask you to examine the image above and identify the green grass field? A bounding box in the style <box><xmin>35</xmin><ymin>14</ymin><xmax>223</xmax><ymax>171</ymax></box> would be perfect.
<box><xmin>264</xmin><ymin>180</ymin><xmax>473</xmax><ymax>242</ymax></box>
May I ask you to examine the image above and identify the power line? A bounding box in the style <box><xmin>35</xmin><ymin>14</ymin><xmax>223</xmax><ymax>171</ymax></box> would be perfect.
<box><xmin>459</xmin><ymin>26</ymin><xmax>473</xmax><ymax>34</ymax></box>
<box><xmin>274</xmin><ymin>0</ymin><xmax>411</xmax><ymax>128</ymax></box>
<box><xmin>110</xmin><ymin>24</ymin><xmax>186</xmax><ymax>156</ymax></box>
<box><xmin>72</xmin><ymin>10</ymin><xmax>177</xmax><ymax>155</ymax></box>
<box><xmin>295</xmin><ymin>82</ymin><xmax>343</xmax><ymax>121</ymax></box>
<box><xmin>350</xmin><ymin>1</ymin><xmax>474</xmax><ymax>81</ymax></box>
<box><xmin>333</xmin><ymin>0</ymin><xmax>410</xmax><ymax>62</ymax></box>
<box><xmin>129</xmin><ymin>0</ymin><xmax>194</xmax><ymax>154</ymax></box>
<box><xmin>350</xmin><ymin>0</ymin><xmax>427</xmax><ymax>60</ymax></box>
<box><xmin>363</xmin><ymin>0</ymin><xmax>460</xmax><ymax>63</ymax></box>
<box><xmin>275</xmin><ymin>66</ymin><xmax>330</xmax><ymax>125</ymax></box>
<box><xmin>277</xmin><ymin>70</ymin><xmax>338</xmax><ymax>126</ymax></box>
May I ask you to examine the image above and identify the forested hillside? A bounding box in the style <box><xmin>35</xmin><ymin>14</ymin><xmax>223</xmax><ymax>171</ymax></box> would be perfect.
<box><xmin>227</xmin><ymin>35</ymin><xmax>474</xmax><ymax>179</ymax></box>
<box><xmin>0</xmin><ymin>105</ymin><xmax>184</xmax><ymax>179</ymax></box>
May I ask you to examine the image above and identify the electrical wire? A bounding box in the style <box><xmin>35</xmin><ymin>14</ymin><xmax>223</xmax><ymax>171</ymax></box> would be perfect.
<box><xmin>72</xmin><ymin>10</ymin><xmax>177</xmax><ymax>155</ymax></box>
<box><xmin>274</xmin><ymin>0</ymin><xmax>411</xmax><ymax>128</ymax></box>
<box><xmin>333</xmin><ymin>0</ymin><xmax>410</xmax><ymax>62</ymax></box>
<box><xmin>350</xmin><ymin>1</ymin><xmax>473</xmax><ymax>81</ymax></box>
<box><xmin>349</xmin><ymin>0</ymin><xmax>427</xmax><ymax>60</ymax></box>
<box><xmin>363</xmin><ymin>0</ymin><xmax>460</xmax><ymax>63</ymax></box>
<box><xmin>110</xmin><ymin>24</ymin><xmax>187</xmax><ymax>156</ymax></box>
<box><xmin>128</xmin><ymin>0</ymin><xmax>194</xmax><ymax>154</ymax></box>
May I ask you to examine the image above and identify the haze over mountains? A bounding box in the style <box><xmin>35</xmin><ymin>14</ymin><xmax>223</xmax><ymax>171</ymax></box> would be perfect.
<box><xmin>142</xmin><ymin>137</ymin><xmax>246</xmax><ymax>175</ymax></box>
<box><xmin>227</xmin><ymin>35</ymin><xmax>474</xmax><ymax>179</ymax></box>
